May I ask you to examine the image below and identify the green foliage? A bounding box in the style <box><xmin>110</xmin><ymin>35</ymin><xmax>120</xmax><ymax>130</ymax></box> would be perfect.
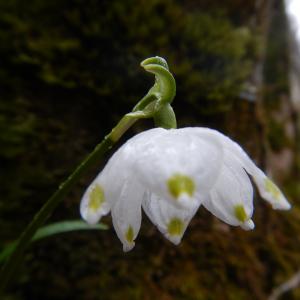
<box><xmin>0</xmin><ymin>220</ymin><xmax>108</xmax><ymax>263</ymax></box>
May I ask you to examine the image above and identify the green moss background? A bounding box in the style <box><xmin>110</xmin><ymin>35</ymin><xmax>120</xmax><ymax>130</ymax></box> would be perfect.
<box><xmin>1</xmin><ymin>0</ymin><xmax>300</xmax><ymax>299</ymax></box>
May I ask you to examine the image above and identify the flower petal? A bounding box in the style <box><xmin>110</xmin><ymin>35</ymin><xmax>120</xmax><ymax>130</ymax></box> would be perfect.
<box><xmin>80</xmin><ymin>180</ymin><xmax>110</xmax><ymax>225</ymax></box>
<box><xmin>111</xmin><ymin>178</ymin><xmax>145</xmax><ymax>252</ymax></box>
<box><xmin>219</xmin><ymin>134</ymin><xmax>291</xmax><ymax>210</ymax></box>
<box><xmin>192</xmin><ymin>127</ymin><xmax>291</xmax><ymax>210</ymax></box>
<box><xmin>248</xmin><ymin>169</ymin><xmax>291</xmax><ymax>210</ymax></box>
<box><xmin>134</xmin><ymin>128</ymin><xmax>224</xmax><ymax>209</ymax></box>
<box><xmin>142</xmin><ymin>192</ymin><xmax>200</xmax><ymax>244</ymax></box>
<box><xmin>80</xmin><ymin>134</ymin><xmax>141</xmax><ymax>224</ymax></box>
<box><xmin>203</xmin><ymin>151</ymin><xmax>254</xmax><ymax>230</ymax></box>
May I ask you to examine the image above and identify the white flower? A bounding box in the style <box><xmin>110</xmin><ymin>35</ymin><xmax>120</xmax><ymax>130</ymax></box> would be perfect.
<box><xmin>80</xmin><ymin>127</ymin><xmax>291</xmax><ymax>251</ymax></box>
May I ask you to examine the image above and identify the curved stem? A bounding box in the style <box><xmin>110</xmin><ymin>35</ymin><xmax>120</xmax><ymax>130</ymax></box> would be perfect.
<box><xmin>142</xmin><ymin>64</ymin><xmax>176</xmax><ymax>106</ymax></box>
<box><xmin>141</xmin><ymin>56</ymin><xmax>169</xmax><ymax>70</ymax></box>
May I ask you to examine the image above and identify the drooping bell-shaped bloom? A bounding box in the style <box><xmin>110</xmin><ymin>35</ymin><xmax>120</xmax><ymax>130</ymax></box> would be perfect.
<box><xmin>80</xmin><ymin>127</ymin><xmax>291</xmax><ymax>251</ymax></box>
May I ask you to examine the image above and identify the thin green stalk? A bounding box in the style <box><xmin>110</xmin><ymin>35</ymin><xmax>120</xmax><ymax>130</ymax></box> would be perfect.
<box><xmin>0</xmin><ymin>56</ymin><xmax>177</xmax><ymax>292</ymax></box>
<box><xmin>0</xmin><ymin>115</ymin><xmax>140</xmax><ymax>291</ymax></box>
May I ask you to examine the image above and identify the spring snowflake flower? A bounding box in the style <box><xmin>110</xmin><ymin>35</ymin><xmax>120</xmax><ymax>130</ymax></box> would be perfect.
<box><xmin>80</xmin><ymin>127</ymin><xmax>291</xmax><ymax>251</ymax></box>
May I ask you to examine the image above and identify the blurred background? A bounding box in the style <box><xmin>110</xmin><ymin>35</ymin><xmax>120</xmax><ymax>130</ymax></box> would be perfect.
<box><xmin>1</xmin><ymin>0</ymin><xmax>300</xmax><ymax>299</ymax></box>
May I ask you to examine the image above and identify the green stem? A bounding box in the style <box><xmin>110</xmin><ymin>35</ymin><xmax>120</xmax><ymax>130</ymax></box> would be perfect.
<box><xmin>0</xmin><ymin>116</ymin><xmax>135</xmax><ymax>292</ymax></box>
<box><xmin>0</xmin><ymin>56</ymin><xmax>177</xmax><ymax>292</ymax></box>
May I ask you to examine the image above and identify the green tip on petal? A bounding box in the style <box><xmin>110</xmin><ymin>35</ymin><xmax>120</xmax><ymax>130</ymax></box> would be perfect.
<box><xmin>125</xmin><ymin>226</ymin><xmax>134</xmax><ymax>243</ymax></box>
<box><xmin>234</xmin><ymin>204</ymin><xmax>248</xmax><ymax>222</ymax></box>
<box><xmin>264</xmin><ymin>178</ymin><xmax>281</xmax><ymax>200</ymax></box>
<box><xmin>88</xmin><ymin>184</ymin><xmax>105</xmax><ymax>212</ymax></box>
<box><xmin>167</xmin><ymin>218</ymin><xmax>184</xmax><ymax>236</ymax></box>
<box><xmin>167</xmin><ymin>173</ymin><xmax>195</xmax><ymax>199</ymax></box>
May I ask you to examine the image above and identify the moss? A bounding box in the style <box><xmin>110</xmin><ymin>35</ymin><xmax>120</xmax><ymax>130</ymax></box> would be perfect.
<box><xmin>1</xmin><ymin>1</ymin><xmax>299</xmax><ymax>300</ymax></box>
<box><xmin>267</xmin><ymin>119</ymin><xmax>292</xmax><ymax>151</ymax></box>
